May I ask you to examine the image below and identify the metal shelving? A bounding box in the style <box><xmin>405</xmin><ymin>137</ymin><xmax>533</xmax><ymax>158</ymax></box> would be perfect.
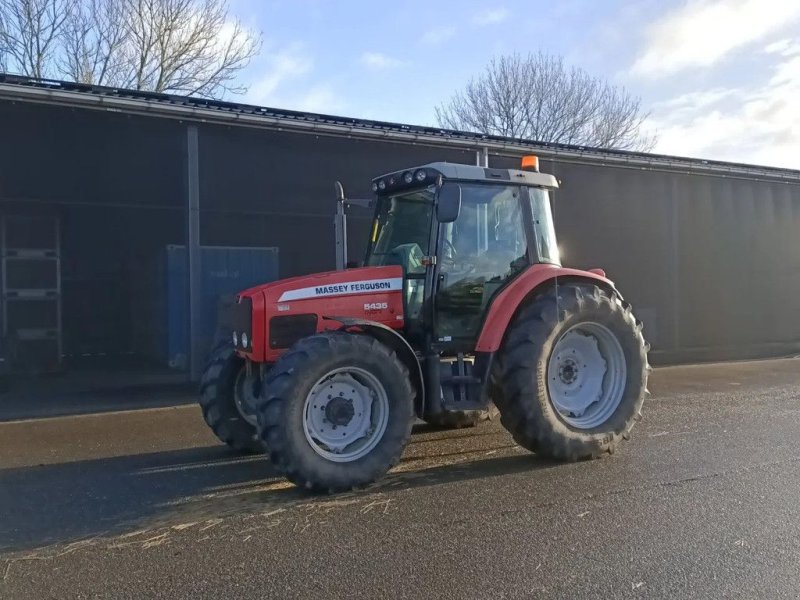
<box><xmin>1</xmin><ymin>216</ymin><xmax>62</xmax><ymax>371</ymax></box>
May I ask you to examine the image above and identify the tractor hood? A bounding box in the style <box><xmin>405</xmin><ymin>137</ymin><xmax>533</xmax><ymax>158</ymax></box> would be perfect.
<box><xmin>238</xmin><ymin>265</ymin><xmax>404</xmax><ymax>304</ymax></box>
<box><xmin>235</xmin><ymin>265</ymin><xmax>406</xmax><ymax>362</ymax></box>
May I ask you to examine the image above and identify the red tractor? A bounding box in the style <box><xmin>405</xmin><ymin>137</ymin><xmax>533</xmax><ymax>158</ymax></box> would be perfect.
<box><xmin>199</xmin><ymin>157</ymin><xmax>649</xmax><ymax>492</ymax></box>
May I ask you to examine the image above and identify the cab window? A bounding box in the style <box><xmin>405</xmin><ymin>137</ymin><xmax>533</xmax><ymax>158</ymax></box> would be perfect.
<box><xmin>436</xmin><ymin>184</ymin><xmax>527</xmax><ymax>340</ymax></box>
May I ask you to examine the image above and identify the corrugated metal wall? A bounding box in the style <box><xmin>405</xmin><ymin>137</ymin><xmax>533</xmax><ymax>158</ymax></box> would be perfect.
<box><xmin>1</xmin><ymin>99</ymin><xmax>798</xmax><ymax>366</ymax></box>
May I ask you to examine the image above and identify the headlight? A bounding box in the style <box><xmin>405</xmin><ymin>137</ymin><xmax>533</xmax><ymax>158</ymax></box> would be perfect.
<box><xmin>403</xmin><ymin>171</ymin><xmax>413</xmax><ymax>184</ymax></box>
<box><xmin>378</xmin><ymin>179</ymin><xmax>386</xmax><ymax>190</ymax></box>
<box><xmin>241</xmin><ymin>332</ymin><xmax>249</xmax><ymax>348</ymax></box>
<box><xmin>371</xmin><ymin>182</ymin><xmax>378</xmax><ymax>192</ymax></box>
<box><xmin>232</xmin><ymin>331</ymin><xmax>239</xmax><ymax>346</ymax></box>
<box><xmin>415</xmin><ymin>169</ymin><xmax>427</xmax><ymax>182</ymax></box>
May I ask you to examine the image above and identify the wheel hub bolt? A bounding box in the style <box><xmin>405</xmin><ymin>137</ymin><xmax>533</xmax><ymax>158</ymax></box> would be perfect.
<box><xmin>559</xmin><ymin>358</ymin><xmax>579</xmax><ymax>384</ymax></box>
<box><xmin>325</xmin><ymin>397</ymin><xmax>355</xmax><ymax>426</ymax></box>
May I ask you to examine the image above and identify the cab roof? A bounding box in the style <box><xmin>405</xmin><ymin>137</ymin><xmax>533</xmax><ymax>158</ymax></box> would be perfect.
<box><xmin>372</xmin><ymin>162</ymin><xmax>559</xmax><ymax>196</ymax></box>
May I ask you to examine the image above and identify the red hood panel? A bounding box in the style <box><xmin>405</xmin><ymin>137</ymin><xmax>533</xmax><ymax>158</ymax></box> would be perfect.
<box><xmin>238</xmin><ymin>265</ymin><xmax>404</xmax><ymax>303</ymax></box>
<box><xmin>238</xmin><ymin>265</ymin><xmax>406</xmax><ymax>362</ymax></box>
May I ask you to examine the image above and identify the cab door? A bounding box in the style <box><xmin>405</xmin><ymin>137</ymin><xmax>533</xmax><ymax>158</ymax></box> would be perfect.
<box><xmin>433</xmin><ymin>183</ymin><xmax>530</xmax><ymax>346</ymax></box>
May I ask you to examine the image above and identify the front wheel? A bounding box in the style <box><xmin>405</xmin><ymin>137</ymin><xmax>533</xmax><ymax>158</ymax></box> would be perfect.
<box><xmin>258</xmin><ymin>333</ymin><xmax>414</xmax><ymax>493</ymax></box>
<box><xmin>496</xmin><ymin>284</ymin><xmax>648</xmax><ymax>461</ymax></box>
<box><xmin>198</xmin><ymin>343</ymin><xmax>263</xmax><ymax>454</ymax></box>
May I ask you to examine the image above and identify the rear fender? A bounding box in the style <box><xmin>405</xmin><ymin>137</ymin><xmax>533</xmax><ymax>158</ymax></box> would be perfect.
<box><xmin>475</xmin><ymin>265</ymin><xmax>621</xmax><ymax>353</ymax></box>
<box><xmin>325</xmin><ymin>317</ymin><xmax>425</xmax><ymax>417</ymax></box>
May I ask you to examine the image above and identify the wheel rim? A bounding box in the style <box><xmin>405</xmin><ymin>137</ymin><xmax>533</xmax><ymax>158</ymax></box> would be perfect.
<box><xmin>547</xmin><ymin>322</ymin><xmax>626</xmax><ymax>429</ymax></box>
<box><xmin>233</xmin><ymin>367</ymin><xmax>260</xmax><ymax>427</ymax></box>
<box><xmin>302</xmin><ymin>367</ymin><xmax>390</xmax><ymax>463</ymax></box>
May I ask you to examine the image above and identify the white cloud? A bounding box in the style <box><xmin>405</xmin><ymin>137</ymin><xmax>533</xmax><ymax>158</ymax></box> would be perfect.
<box><xmin>645</xmin><ymin>43</ymin><xmax>800</xmax><ymax>168</ymax></box>
<box><xmin>421</xmin><ymin>26</ymin><xmax>456</xmax><ymax>45</ymax></box>
<box><xmin>765</xmin><ymin>38</ymin><xmax>800</xmax><ymax>57</ymax></box>
<box><xmin>473</xmin><ymin>8</ymin><xmax>509</xmax><ymax>26</ymax></box>
<box><xmin>292</xmin><ymin>84</ymin><xmax>345</xmax><ymax>114</ymax></box>
<box><xmin>247</xmin><ymin>81</ymin><xmax>345</xmax><ymax>114</ymax></box>
<box><xmin>360</xmin><ymin>52</ymin><xmax>405</xmax><ymax>71</ymax></box>
<box><xmin>631</xmin><ymin>0</ymin><xmax>800</xmax><ymax>77</ymax></box>
<box><xmin>242</xmin><ymin>42</ymin><xmax>344</xmax><ymax>114</ymax></box>
<box><xmin>651</xmin><ymin>88</ymin><xmax>737</xmax><ymax>112</ymax></box>
<box><xmin>245</xmin><ymin>43</ymin><xmax>313</xmax><ymax>104</ymax></box>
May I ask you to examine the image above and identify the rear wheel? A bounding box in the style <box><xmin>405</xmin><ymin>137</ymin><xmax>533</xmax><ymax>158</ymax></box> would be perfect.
<box><xmin>198</xmin><ymin>343</ymin><xmax>263</xmax><ymax>454</ymax></box>
<box><xmin>258</xmin><ymin>333</ymin><xmax>414</xmax><ymax>493</ymax></box>
<box><xmin>496</xmin><ymin>283</ymin><xmax>648</xmax><ymax>461</ymax></box>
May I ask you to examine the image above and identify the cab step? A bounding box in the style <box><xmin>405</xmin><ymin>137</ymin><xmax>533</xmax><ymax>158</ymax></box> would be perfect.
<box><xmin>439</xmin><ymin>354</ymin><xmax>489</xmax><ymax>411</ymax></box>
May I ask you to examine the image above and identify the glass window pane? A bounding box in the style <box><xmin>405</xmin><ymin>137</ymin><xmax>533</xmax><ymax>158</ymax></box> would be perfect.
<box><xmin>366</xmin><ymin>188</ymin><xmax>434</xmax><ymax>273</ymax></box>
<box><xmin>436</xmin><ymin>184</ymin><xmax>528</xmax><ymax>340</ymax></box>
<box><xmin>530</xmin><ymin>188</ymin><xmax>560</xmax><ymax>264</ymax></box>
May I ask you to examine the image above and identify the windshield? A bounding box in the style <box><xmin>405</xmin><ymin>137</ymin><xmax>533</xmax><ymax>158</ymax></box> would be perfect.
<box><xmin>365</xmin><ymin>188</ymin><xmax>434</xmax><ymax>275</ymax></box>
<box><xmin>530</xmin><ymin>187</ymin><xmax>560</xmax><ymax>264</ymax></box>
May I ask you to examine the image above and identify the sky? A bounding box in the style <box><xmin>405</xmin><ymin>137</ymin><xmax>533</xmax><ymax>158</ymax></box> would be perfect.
<box><xmin>228</xmin><ymin>0</ymin><xmax>800</xmax><ymax>169</ymax></box>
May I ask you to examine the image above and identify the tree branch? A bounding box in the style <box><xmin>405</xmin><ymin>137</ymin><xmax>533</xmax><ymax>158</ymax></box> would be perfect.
<box><xmin>436</xmin><ymin>52</ymin><xmax>656</xmax><ymax>151</ymax></box>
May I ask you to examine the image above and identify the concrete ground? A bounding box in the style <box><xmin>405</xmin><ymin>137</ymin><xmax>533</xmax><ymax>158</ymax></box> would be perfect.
<box><xmin>0</xmin><ymin>366</ymin><xmax>193</xmax><ymax>422</ymax></box>
<box><xmin>1</xmin><ymin>358</ymin><xmax>799</xmax><ymax>599</ymax></box>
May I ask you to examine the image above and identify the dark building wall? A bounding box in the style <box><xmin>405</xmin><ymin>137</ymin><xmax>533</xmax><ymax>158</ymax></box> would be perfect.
<box><xmin>1</xmin><ymin>99</ymin><xmax>799</xmax><ymax>365</ymax></box>
<box><xmin>675</xmin><ymin>174</ymin><xmax>800</xmax><ymax>355</ymax></box>
<box><xmin>196</xmin><ymin>123</ymin><xmax>474</xmax><ymax>276</ymax></box>
<box><xmin>0</xmin><ymin>102</ymin><xmax>187</xmax><ymax>361</ymax></box>
<box><xmin>0</xmin><ymin>101</ymin><xmax>185</xmax><ymax>208</ymax></box>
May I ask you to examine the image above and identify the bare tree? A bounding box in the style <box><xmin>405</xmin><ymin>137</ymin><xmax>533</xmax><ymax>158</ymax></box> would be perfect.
<box><xmin>1</xmin><ymin>0</ymin><xmax>261</xmax><ymax>99</ymax></box>
<box><xmin>59</xmin><ymin>0</ymin><xmax>129</xmax><ymax>85</ymax></box>
<box><xmin>117</xmin><ymin>0</ymin><xmax>261</xmax><ymax>97</ymax></box>
<box><xmin>0</xmin><ymin>0</ymin><xmax>74</xmax><ymax>78</ymax></box>
<box><xmin>436</xmin><ymin>53</ymin><xmax>656</xmax><ymax>151</ymax></box>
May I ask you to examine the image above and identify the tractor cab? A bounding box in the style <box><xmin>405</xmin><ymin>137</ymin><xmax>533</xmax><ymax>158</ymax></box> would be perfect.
<box><xmin>365</xmin><ymin>160</ymin><xmax>560</xmax><ymax>351</ymax></box>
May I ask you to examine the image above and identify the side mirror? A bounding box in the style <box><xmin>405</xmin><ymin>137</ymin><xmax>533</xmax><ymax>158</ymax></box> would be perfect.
<box><xmin>436</xmin><ymin>184</ymin><xmax>461</xmax><ymax>223</ymax></box>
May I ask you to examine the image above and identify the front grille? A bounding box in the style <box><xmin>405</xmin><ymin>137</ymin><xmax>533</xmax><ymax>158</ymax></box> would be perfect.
<box><xmin>231</xmin><ymin>296</ymin><xmax>252</xmax><ymax>350</ymax></box>
<box><xmin>269</xmin><ymin>314</ymin><xmax>318</xmax><ymax>349</ymax></box>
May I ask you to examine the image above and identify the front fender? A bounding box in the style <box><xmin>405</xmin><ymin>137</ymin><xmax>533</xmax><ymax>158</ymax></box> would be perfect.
<box><xmin>475</xmin><ymin>264</ymin><xmax>619</xmax><ymax>353</ymax></box>
<box><xmin>324</xmin><ymin>316</ymin><xmax>425</xmax><ymax>417</ymax></box>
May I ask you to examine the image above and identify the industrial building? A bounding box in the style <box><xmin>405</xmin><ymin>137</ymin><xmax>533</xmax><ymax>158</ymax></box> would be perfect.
<box><xmin>0</xmin><ymin>74</ymin><xmax>798</xmax><ymax>388</ymax></box>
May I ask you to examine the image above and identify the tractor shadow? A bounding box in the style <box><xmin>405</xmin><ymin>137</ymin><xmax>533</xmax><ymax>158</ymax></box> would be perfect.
<box><xmin>0</xmin><ymin>424</ymin><xmax>555</xmax><ymax>554</ymax></box>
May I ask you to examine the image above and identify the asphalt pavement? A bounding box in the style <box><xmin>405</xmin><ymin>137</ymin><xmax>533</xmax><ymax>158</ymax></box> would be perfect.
<box><xmin>1</xmin><ymin>358</ymin><xmax>800</xmax><ymax>599</ymax></box>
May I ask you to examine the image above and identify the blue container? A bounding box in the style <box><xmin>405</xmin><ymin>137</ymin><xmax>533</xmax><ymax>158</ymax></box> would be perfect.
<box><xmin>166</xmin><ymin>245</ymin><xmax>279</xmax><ymax>369</ymax></box>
